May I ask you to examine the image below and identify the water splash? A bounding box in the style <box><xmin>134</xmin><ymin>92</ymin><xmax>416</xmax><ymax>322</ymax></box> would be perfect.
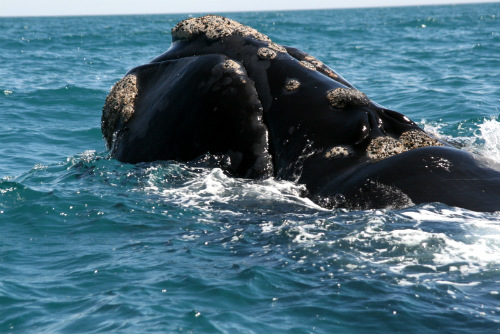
<box><xmin>423</xmin><ymin>117</ymin><xmax>500</xmax><ymax>163</ymax></box>
<box><xmin>477</xmin><ymin>118</ymin><xmax>500</xmax><ymax>162</ymax></box>
<box><xmin>141</xmin><ymin>165</ymin><xmax>323</xmax><ymax>213</ymax></box>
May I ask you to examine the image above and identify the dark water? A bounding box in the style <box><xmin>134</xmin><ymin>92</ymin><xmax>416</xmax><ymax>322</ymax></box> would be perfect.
<box><xmin>1</xmin><ymin>3</ymin><xmax>500</xmax><ymax>333</ymax></box>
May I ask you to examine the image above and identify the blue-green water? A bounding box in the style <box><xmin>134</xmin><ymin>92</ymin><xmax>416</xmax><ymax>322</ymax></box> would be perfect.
<box><xmin>1</xmin><ymin>3</ymin><xmax>500</xmax><ymax>333</ymax></box>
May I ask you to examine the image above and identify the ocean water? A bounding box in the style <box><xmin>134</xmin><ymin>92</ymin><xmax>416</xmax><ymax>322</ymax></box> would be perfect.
<box><xmin>1</xmin><ymin>3</ymin><xmax>500</xmax><ymax>333</ymax></box>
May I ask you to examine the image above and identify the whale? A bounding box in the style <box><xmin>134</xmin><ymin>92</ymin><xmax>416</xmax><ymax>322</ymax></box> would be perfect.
<box><xmin>102</xmin><ymin>15</ymin><xmax>500</xmax><ymax>212</ymax></box>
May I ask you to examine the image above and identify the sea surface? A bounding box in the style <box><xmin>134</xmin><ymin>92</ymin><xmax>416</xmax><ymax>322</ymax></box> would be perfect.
<box><xmin>1</xmin><ymin>3</ymin><xmax>500</xmax><ymax>333</ymax></box>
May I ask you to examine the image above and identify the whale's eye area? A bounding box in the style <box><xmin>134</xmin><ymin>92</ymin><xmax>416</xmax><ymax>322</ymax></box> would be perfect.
<box><xmin>355</xmin><ymin>115</ymin><xmax>371</xmax><ymax>145</ymax></box>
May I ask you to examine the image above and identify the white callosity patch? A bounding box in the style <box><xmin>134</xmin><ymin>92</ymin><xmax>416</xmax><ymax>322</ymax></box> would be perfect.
<box><xmin>299</xmin><ymin>60</ymin><xmax>317</xmax><ymax>71</ymax></box>
<box><xmin>300</xmin><ymin>53</ymin><xmax>339</xmax><ymax>78</ymax></box>
<box><xmin>267</xmin><ymin>42</ymin><xmax>287</xmax><ymax>53</ymax></box>
<box><xmin>257</xmin><ymin>47</ymin><xmax>277</xmax><ymax>60</ymax></box>
<box><xmin>171</xmin><ymin>15</ymin><xmax>291</xmax><ymax>67</ymax></box>
<box><xmin>399</xmin><ymin>130</ymin><xmax>443</xmax><ymax>150</ymax></box>
<box><xmin>324</xmin><ymin>146</ymin><xmax>351</xmax><ymax>158</ymax></box>
<box><xmin>304</xmin><ymin>54</ymin><xmax>324</xmax><ymax>68</ymax></box>
<box><xmin>366</xmin><ymin>130</ymin><xmax>443</xmax><ymax>161</ymax></box>
<box><xmin>213</xmin><ymin>59</ymin><xmax>246</xmax><ymax>76</ymax></box>
<box><xmin>101</xmin><ymin>74</ymin><xmax>138</xmax><ymax>148</ymax></box>
<box><xmin>326</xmin><ymin>87</ymin><xmax>369</xmax><ymax>109</ymax></box>
<box><xmin>172</xmin><ymin>15</ymin><xmax>271</xmax><ymax>42</ymax></box>
<box><xmin>284</xmin><ymin>79</ymin><xmax>300</xmax><ymax>91</ymax></box>
<box><xmin>366</xmin><ymin>136</ymin><xmax>405</xmax><ymax>161</ymax></box>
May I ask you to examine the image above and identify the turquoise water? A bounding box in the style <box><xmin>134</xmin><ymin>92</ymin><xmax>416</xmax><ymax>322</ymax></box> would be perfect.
<box><xmin>1</xmin><ymin>3</ymin><xmax>500</xmax><ymax>333</ymax></box>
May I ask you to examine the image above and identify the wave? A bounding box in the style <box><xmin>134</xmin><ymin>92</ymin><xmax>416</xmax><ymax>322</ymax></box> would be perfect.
<box><xmin>422</xmin><ymin>117</ymin><xmax>500</xmax><ymax>163</ymax></box>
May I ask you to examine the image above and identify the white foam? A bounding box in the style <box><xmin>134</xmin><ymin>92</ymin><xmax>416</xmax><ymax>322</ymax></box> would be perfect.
<box><xmin>325</xmin><ymin>206</ymin><xmax>500</xmax><ymax>286</ymax></box>
<box><xmin>291</xmin><ymin>224</ymin><xmax>325</xmax><ymax>243</ymax></box>
<box><xmin>421</xmin><ymin>120</ymin><xmax>444</xmax><ymax>139</ymax></box>
<box><xmin>423</xmin><ymin>117</ymin><xmax>500</xmax><ymax>163</ymax></box>
<box><xmin>141</xmin><ymin>166</ymin><xmax>323</xmax><ymax>213</ymax></box>
<box><xmin>477</xmin><ymin>118</ymin><xmax>500</xmax><ymax>163</ymax></box>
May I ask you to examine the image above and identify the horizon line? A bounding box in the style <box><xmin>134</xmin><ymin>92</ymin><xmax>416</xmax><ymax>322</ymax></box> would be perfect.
<box><xmin>1</xmin><ymin>1</ymin><xmax>497</xmax><ymax>19</ymax></box>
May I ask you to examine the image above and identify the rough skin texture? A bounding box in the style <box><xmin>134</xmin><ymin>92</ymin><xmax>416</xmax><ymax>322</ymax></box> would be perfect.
<box><xmin>102</xmin><ymin>74</ymin><xmax>137</xmax><ymax>149</ymax></box>
<box><xmin>326</xmin><ymin>87</ymin><xmax>370</xmax><ymax>109</ymax></box>
<box><xmin>367</xmin><ymin>130</ymin><xmax>444</xmax><ymax>161</ymax></box>
<box><xmin>172</xmin><ymin>15</ymin><xmax>271</xmax><ymax>42</ymax></box>
<box><xmin>285</xmin><ymin>79</ymin><xmax>300</xmax><ymax>91</ymax></box>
